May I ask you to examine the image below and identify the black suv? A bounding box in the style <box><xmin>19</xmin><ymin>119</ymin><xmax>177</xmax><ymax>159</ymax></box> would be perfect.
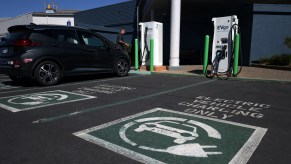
<box><xmin>0</xmin><ymin>24</ymin><xmax>131</xmax><ymax>86</ymax></box>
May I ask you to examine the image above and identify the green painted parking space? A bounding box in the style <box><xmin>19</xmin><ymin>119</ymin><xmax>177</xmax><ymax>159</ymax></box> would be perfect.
<box><xmin>0</xmin><ymin>90</ymin><xmax>96</xmax><ymax>112</ymax></box>
<box><xmin>74</xmin><ymin>108</ymin><xmax>267</xmax><ymax>164</ymax></box>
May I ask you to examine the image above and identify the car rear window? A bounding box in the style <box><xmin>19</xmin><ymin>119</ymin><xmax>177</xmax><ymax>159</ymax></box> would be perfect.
<box><xmin>29</xmin><ymin>29</ymin><xmax>54</xmax><ymax>42</ymax></box>
<box><xmin>6</xmin><ymin>26</ymin><xmax>30</xmax><ymax>41</ymax></box>
<box><xmin>5</xmin><ymin>32</ymin><xmax>28</xmax><ymax>41</ymax></box>
<box><xmin>29</xmin><ymin>29</ymin><xmax>79</xmax><ymax>44</ymax></box>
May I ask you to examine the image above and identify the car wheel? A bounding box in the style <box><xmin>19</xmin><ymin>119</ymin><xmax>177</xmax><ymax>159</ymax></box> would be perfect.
<box><xmin>115</xmin><ymin>58</ymin><xmax>129</xmax><ymax>77</ymax></box>
<box><xmin>34</xmin><ymin>61</ymin><xmax>61</xmax><ymax>86</ymax></box>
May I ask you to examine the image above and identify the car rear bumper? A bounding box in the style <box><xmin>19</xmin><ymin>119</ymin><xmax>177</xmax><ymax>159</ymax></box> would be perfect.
<box><xmin>0</xmin><ymin>65</ymin><xmax>32</xmax><ymax>78</ymax></box>
<box><xmin>0</xmin><ymin>56</ymin><xmax>33</xmax><ymax>78</ymax></box>
<box><xmin>0</xmin><ymin>65</ymin><xmax>21</xmax><ymax>76</ymax></box>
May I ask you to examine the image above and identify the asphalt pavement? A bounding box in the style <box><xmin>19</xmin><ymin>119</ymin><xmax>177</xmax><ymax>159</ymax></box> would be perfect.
<box><xmin>0</xmin><ymin>73</ymin><xmax>290</xmax><ymax>164</ymax></box>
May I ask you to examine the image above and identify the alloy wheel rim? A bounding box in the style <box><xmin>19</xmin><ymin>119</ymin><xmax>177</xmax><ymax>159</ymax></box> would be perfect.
<box><xmin>117</xmin><ymin>60</ymin><xmax>128</xmax><ymax>75</ymax></box>
<box><xmin>39</xmin><ymin>64</ymin><xmax>58</xmax><ymax>84</ymax></box>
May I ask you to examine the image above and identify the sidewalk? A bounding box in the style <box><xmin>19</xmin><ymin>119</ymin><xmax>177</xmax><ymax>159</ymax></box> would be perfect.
<box><xmin>138</xmin><ymin>65</ymin><xmax>291</xmax><ymax>82</ymax></box>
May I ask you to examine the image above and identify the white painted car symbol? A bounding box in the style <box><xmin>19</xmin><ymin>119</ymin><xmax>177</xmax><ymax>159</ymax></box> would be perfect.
<box><xmin>134</xmin><ymin>121</ymin><xmax>199</xmax><ymax>144</ymax></box>
<box><xmin>8</xmin><ymin>93</ymin><xmax>68</xmax><ymax>105</ymax></box>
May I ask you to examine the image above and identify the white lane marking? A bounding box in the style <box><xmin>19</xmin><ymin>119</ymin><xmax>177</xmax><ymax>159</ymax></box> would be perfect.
<box><xmin>0</xmin><ymin>83</ymin><xmax>18</xmax><ymax>90</ymax></box>
<box><xmin>0</xmin><ymin>90</ymin><xmax>96</xmax><ymax>112</ymax></box>
<box><xmin>0</xmin><ymin>75</ymin><xmax>144</xmax><ymax>95</ymax></box>
<box><xmin>33</xmin><ymin>80</ymin><xmax>215</xmax><ymax>124</ymax></box>
<box><xmin>135</xmin><ymin>117</ymin><xmax>187</xmax><ymax>122</ymax></box>
<box><xmin>75</xmin><ymin>133</ymin><xmax>165</xmax><ymax>164</ymax></box>
<box><xmin>229</xmin><ymin>127</ymin><xmax>268</xmax><ymax>164</ymax></box>
<box><xmin>73</xmin><ymin>109</ymin><xmax>158</xmax><ymax>135</ymax></box>
<box><xmin>0</xmin><ymin>78</ymin><xmax>10</xmax><ymax>81</ymax></box>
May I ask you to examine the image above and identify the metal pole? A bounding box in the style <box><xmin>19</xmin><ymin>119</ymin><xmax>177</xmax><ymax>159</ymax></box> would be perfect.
<box><xmin>233</xmin><ymin>34</ymin><xmax>240</xmax><ymax>76</ymax></box>
<box><xmin>203</xmin><ymin>35</ymin><xmax>210</xmax><ymax>75</ymax></box>
<box><xmin>136</xmin><ymin>6</ymin><xmax>139</xmax><ymax>41</ymax></box>
<box><xmin>150</xmin><ymin>38</ymin><xmax>154</xmax><ymax>72</ymax></box>
<box><xmin>135</xmin><ymin>39</ymin><xmax>139</xmax><ymax>70</ymax></box>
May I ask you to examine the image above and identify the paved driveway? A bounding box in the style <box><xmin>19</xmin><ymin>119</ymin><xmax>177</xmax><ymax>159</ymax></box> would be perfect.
<box><xmin>0</xmin><ymin>73</ymin><xmax>290</xmax><ymax>164</ymax></box>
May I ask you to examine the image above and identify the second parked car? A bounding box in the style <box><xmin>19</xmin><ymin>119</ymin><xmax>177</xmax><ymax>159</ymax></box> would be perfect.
<box><xmin>0</xmin><ymin>24</ymin><xmax>131</xmax><ymax>86</ymax></box>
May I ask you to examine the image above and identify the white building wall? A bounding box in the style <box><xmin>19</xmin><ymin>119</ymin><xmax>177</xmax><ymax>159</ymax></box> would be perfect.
<box><xmin>0</xmin><ymin>13</ymin><xmax>33</xmax><ymax>35</ymax></box>
<box><xmin>0</xmin><ymin>15</ymin><xmax>74</xmax><ymax>36</ymax></box>
<box><xmin>32</xmin><ymin>16</ymin><xmax>74</xmax><ymax>26</ymax></box>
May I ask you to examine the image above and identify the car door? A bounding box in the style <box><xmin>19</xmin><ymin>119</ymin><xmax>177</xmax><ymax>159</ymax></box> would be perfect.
<box><xmin>78</xmin><ymin>31</ymin><xmax>114</xmax><ymax>71</ymax></box>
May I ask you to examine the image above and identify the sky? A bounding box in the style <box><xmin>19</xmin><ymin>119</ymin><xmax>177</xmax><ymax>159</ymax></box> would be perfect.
<box><xmin>0</xmin><ymin>0</ymin><xmax>129</xmax><ymax>18</ymax></box>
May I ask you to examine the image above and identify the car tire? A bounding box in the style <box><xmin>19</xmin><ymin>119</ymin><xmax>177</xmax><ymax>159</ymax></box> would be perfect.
<box><xmin>33</xmin><ymin>61</ymin><xmax>62</xmax><ymax>86</ymax></box>
<box><xmin>115</xmin><ymin>58</ymin><xmax>129</xmax><ymax>77</ymax></box>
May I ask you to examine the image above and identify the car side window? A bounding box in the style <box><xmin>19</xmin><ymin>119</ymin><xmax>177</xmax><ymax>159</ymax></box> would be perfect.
<box><xmin>29</xmin><ymin>29</ymin><xmax>55</xmax><ymax>42</ymax></box>
<box><xmin>79</xmin><ymin>32</ymin><xmax>105</xmax><ymax>48</ymax></box>
<box><xmin>50</xmin><ymin>29</ymin><xmax>79</xmax><ymax>45</ymax></box>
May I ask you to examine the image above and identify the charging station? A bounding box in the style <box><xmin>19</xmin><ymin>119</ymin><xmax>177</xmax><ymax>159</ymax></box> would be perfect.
<box><xmin>211</xmin><ymin>15</ymin><xmax>239</xmax><ymax>73</ymax></box>
<box><xmin>139</xmin><ymin>21</ymin><xmax>163</xmax><ymax>66</ymax></box>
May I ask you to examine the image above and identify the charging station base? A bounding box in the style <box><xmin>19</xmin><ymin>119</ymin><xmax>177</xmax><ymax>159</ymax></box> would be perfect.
<box><xmin>167</xmin><ymin>66</ymin><xmax>182</xmax><ymax>71</ymax></box>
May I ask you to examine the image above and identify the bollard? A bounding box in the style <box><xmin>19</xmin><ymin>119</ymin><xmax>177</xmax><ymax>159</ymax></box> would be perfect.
<box><xmin>233</xmin><ymin>34</ymin><xmax>240</xmax><ymax>76</ymax></box>
<box><xmin>150</xmin><ymin>38</ymin><xmax>154</xmax><ymax>72</ymax></box>
<box><xmin>135</xmin><ymin>39</ymin><xmax>139</xmax><ymax>70</ymax></box>
<box><xmin>203</xmin><ymin>35</ymin><xmax>210</xmax><ymax>75</ymax></box>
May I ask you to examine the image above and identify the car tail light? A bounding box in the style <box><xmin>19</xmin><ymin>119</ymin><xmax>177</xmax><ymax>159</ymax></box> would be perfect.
<box><xmin>14</xmin><ymin>59</ymin><xmax>20</xmax><ymax>68</ymax></box>
<box><xmin>15</xmin><ymin>39</ymin><xmax>41</xmax><ymax>46</ymax></box>
<box><xmin>23</xmin><ymin>58</ymin><xmax>33</xmax><ymax>63</ymax></box>
<box><xmin>8</xmin><ymin>59</ymin><xmax>21</xmax><ymax>68</ymax></box>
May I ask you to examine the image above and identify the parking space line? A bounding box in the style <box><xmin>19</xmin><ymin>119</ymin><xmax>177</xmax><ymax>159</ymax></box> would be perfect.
<box><xmin>32</xmin><ymin>79</ymin><xmax>215</xmax><ymax>124</ymax></box>
<box><xmin>0</xmin><ymin>82</ymin><xmax>19</xmax><ymax>90</ymax></box>
<box><xmin>74</xmin><ymin>108</ymin><xmax>267</xmax><ymax>164</ymax></box>
<box><xmin>0</xmin><ymin>86</ymin><xmax>18</xmax><ymax>90</ymax></box>
<box><xmin>0</xmin><ymin>78</ymin><xmax>10</xmax><ymax>81</ymax></box>
<box><xmin>229</xmin><ymin>127</ymin><xmax>267</xmax><ymax>164</ymax></box>
<box><xmin>75</xmin><ymin>133</ymin><xmax>165</xmax><ymax>164</ymax></box>
<box><xmin>0</xmin><ymin>75</ymin><xmax>145</xmax><ymax>95</ymax></box>
<box><xmin>0</xmin><ymin>90</ymin><xmax>96</xmax><ymax>112</ymax></box>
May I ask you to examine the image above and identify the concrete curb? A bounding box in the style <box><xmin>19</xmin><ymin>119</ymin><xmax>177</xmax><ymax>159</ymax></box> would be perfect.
<box><xmin>129</xmin><ymin>68</ymin><xmax>291</xmax><ymax>84</ymax></box>
<box><xmin>251</xmin><ymin>64</ymin><xmax>291</xmax><ymax>71</ymax></box>
<box><xmin>129</xmin><ymin>70</ymin><xmax>152</xmax><ymax>75</ymax></box>
<box><xmin>151</xmin><ymin>72</ymin><xmax>291</xmax><ymax>84</ymax></box>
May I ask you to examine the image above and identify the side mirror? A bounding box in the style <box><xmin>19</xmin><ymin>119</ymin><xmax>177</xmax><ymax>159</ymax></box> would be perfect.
<box><xmin>0</xmin><ymin>37</ymin><xmax>6</xmax><ymax>42</ymax></box>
